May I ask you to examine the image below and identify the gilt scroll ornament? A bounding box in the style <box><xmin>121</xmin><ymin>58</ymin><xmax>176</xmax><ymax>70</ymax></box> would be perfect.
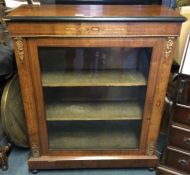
<box><xmin>31</xmin><ymin>143</ymin><xmax>40</xmax><ymax>158</ymax></box>
<box><xmin>146</xmin><ymin>141</ymin><xmax>155</xmax><ymax>156</ymax></box>
<box><xmin>165</xmin><ymin>37</ymin><xmax>175</xmax><ymax>58</ymax></box>
<box><xmin>15</xmin><ymin>38</ymin><xmax>24</xmax><ymax>63</ymax></box>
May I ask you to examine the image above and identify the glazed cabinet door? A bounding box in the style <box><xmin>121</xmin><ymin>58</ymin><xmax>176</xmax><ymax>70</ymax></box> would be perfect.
<box><xmin>23</xmin><ymin>37</ymin><xmax>169</xmax><ymax>156</ymax></box>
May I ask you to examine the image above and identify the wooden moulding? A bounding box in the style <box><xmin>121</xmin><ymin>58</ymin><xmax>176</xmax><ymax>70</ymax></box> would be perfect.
<box><xmin>28</xmin><ymin>155</ymin><xmax>158</xmax><ymax>170</ymax></box>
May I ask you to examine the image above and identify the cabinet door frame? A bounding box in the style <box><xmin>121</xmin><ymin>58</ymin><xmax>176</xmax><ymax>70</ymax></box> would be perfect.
<box><xmin>15</xmin><ymin>37</ymin><xmax>173</xmax><ymax>157</ymax></box>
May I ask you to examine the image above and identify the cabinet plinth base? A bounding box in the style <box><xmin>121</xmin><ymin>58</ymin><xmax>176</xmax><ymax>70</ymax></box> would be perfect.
<box><xmin>28</xmin><ymin>155</ymin><xmax>158</xmax><ymax>170</ymax></box>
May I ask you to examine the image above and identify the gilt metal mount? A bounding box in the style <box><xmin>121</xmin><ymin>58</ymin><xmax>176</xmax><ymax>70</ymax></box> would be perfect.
<box><xmin>15</xmin><ymin>37</ymin><xmax>24</xmax><ymax>63</ymax></box>
<box><xmin>165</xmin><ymin>37</ymin><xmax>175</xmax><ymax>58</ymax></box>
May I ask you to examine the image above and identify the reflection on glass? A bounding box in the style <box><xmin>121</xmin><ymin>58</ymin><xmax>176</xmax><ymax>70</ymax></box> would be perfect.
<box><xmin>38</xmin><ymin>47</ymin><xmax>152</xmax><ymax>150</ymax></box>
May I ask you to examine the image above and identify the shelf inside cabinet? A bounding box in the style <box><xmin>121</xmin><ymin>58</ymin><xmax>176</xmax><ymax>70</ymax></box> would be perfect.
<box><xmin>46</xmin><ymin>101</ymin><xmax>143</xmax><ymax>121</ymax></box>
<box><xmin>48</xmin><ymin>120</ymin><xmax>141</xmax><ymax>150</ymax></box>
<box><xmin>42</xmin><ymin>70</ymin><xmax>147</xmax><ymax>87</ymax></box>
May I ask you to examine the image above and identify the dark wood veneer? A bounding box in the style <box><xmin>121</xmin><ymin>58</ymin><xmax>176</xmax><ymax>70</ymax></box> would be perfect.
<box><xmin>157</xmin><ymin>75</ymin><xmax>190</xmax><ymax>174</ymax></box>
<box><xmin>168</xmin><ymin>125</ymin><xmax>190</xmax><ymax>151</ymax></box>
<box><xmin>165</xmin><ymin>147</ymin><xmax>190</xmax><ymax>174</ymax></box>
<box><xmin>173</xmin><ymin>104</ymin><xmax>190</xmax><ymax>126</ymax></box>
<box><xmin>6</xmin><ymin>5</ymin><xmax>185</xmax><ymax>22</ymax></box>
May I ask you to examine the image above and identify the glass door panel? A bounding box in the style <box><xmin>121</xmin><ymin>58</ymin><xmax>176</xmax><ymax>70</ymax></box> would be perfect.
<box><xmin>38</xmin><ymin>46</ymin><xmax>152</xmax><ymax>150</ymax></box>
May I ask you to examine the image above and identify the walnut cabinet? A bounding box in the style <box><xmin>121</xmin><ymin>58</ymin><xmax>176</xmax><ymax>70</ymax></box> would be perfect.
<box><xmin>5</xmin><ymin>5</ymin><xmax>185</xmax><ymax>170</ymax></box>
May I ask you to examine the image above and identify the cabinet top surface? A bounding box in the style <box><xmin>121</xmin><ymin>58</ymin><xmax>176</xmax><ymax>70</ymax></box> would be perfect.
<box><xmin>6</xmin><ymin>5</ymin><xmax>185</xmax><ymax>22</ymax></box>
